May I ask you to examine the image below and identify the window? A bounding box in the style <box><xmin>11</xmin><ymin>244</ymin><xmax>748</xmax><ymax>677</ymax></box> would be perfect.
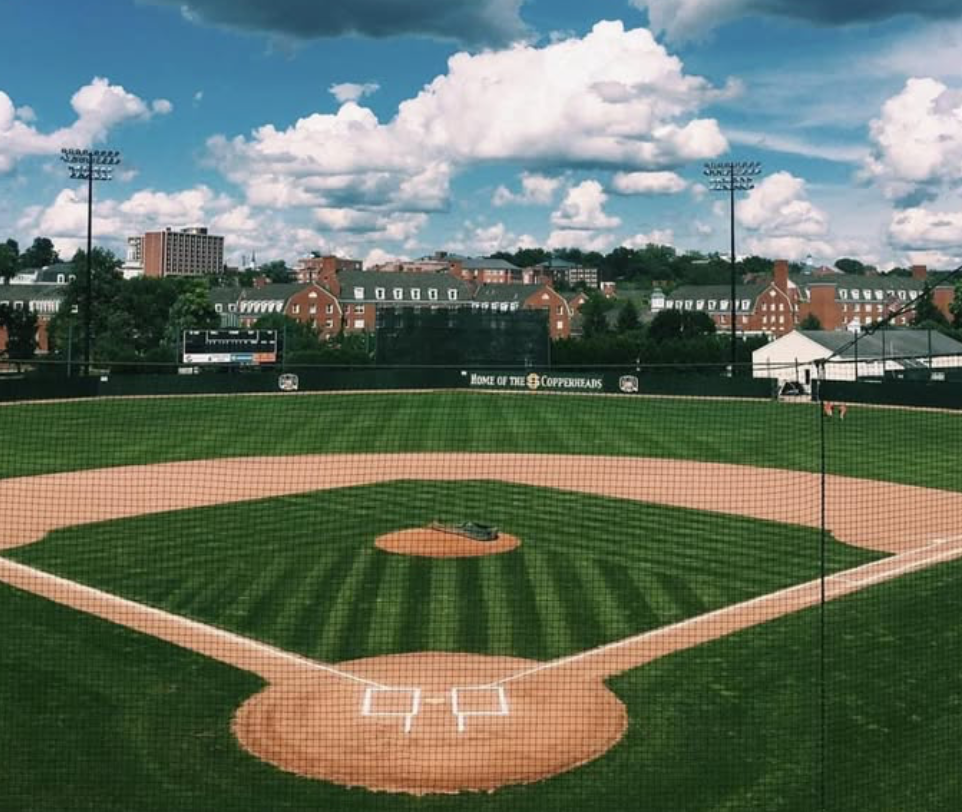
<box><xmin>291</xmin><ymin>304</ymin><xmax>300</xmax><ymax>314</ymax></box>
<box><xmin>353</xmin><ymin>319</ymin><xmax>365</xmax><ymax>329</ymax></box>
<box><xmin>875</xmin><ymin>290</ymin><xmax>883</xmax><ymax>301</ymax></box>
<box><xmin>708</xmin><ymin>300</ymin><xmax>717</xmax><ymax>310</ymax></box>
<box><xmin>556</xmin><ymin>320</ymin><xmax>563</xmax><ymax>330</ymax></box>
<box><xmin>696</xmin><ymin>300</ymin><xmax>705</xmax><ymax>310</ymax></box>
<box><xmin>355</xmin><ymin>304</ymin><xmax>365</xmax><ymax>314</ymax></box>
<box><xmin>557</xmin><ymin>306</ymin><xmax>564</xmax><ymax>315</ymax></box>
<box><xmin>741</xmin><ymin>299</ymin><xmax>751</xmax><ymax>311</ymax></box>
<box><xmin>411</xmin><ymin>289</ymin><xmax>421</xmax><ymax>300</ymax></box>
<box><xmin>852</xmin><ymin>289</ymin><xmax>860</xmax><ymax>300</ymax></box>
<box><xmin>325</xmin><ymin>319</ymin><xmax>333</xmax><ymax>328</ymax></box>
<box><xmin>215</xmin><ymin>304</ymin><xmax>223</xmax><ymax>313</ymax></box>
<box><xmin>685</xmin><ymin>300</ymin><xmax>693</xmax><ymax>310</ymax></box>
<box><xmin>326</xmin><ymin>304</ymin><xmax>334</xmax><ymax>314</ymax></box>
<box><xmin>839</xmin><ymin>289</ymin><xmax>848</xmax><ymax>299</ymax></box>
<box><xmin>720</xmin><ymin>300</ymin><xmax>729</xmax><ymax>310</ymax></box>
<box><xmin>375</xmin><ymin>288</ymin><xmax>386</xmax><ymax>300</ymax></box>
<box><xmin>228</xmin><ymin>304</ymin><xmax>236</xmax><ymax>312</ymax></box>
<box><xmin>863</xmin><ymin>290</ymin><xmax>872</xmax><ymax>300</ymax></box>
<box><xmin>898</xmin><ymin>290</ymin><xmax>907</xmax><ymax>300</ymax></box>
<box><xmin>428</xmin><ymin>288</ymin><xmax>439</xmax><ymax>301</ymax></box>
<box><xmin>309</xmin><ymin>305</ymin><xmax>317</xmax><ymax>315</ymax></box>
<box><xmin>354</xmin><ymin>287</ymin><xmax>364</xmax><ymax>299</ymax></box>
<box><xmin>393</xmin><ymin>288</ymin><xmax>403</xmax><ymax>300</ymax></box>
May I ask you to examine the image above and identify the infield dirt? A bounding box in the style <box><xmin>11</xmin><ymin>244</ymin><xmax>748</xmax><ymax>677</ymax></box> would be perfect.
<box><xmin>2</xmin><ymin>453</ymin><xmax>962</xmax><ymax>793</ymax></box>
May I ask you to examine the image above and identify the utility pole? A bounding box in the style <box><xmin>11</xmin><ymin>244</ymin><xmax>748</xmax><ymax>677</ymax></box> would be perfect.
<box><xmin>704</xmin><ymin>160</ymin><xmax>762</xmax><ymax>371</ymax></box>
<box><xmin>61</xmin><ymin>148</ymin><xmax>121</xmax><ymax>375</ymax></box>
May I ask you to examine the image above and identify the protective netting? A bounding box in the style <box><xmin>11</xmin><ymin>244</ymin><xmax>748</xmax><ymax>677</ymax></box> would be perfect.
<box><xmin>0</xmin><ymin>368</ymin><xmax>959</xmax><ymax>811</ymax></box>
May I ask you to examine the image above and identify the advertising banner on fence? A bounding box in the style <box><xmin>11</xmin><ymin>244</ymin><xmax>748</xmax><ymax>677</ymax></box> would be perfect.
<box><xmin>462</xmin><ymin>370</ymin><xmax>608</xmax><ymax>393</ymax></box>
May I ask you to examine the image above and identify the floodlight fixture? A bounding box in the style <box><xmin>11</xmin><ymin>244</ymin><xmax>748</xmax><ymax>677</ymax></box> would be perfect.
<box><xmin>60</xmin><ymin>147</ymin><xmax>123</xmax><ymax>374</ymax></box>
<box><xmin>703</xmin><ymin>159</ymin><xmax>763</xmax><ymax>369</ymax></box>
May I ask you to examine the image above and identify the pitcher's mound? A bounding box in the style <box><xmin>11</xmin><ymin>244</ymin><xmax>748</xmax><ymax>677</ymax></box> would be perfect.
<box><xmin>375</xmin><ymin>527</ymin><xmax>520</xmax><ymax>557</ymax></box>
<box><xmin>233</xmin><ymin>652</ymin><xmax>627</xmax><ymax>795</ymax></box>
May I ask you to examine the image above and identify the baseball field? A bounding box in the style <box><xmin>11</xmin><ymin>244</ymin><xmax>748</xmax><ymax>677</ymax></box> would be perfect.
<box><xmin>1</xmin><ymin>390</ymin><xmax>960</xmax><ymax>811</ymax></box>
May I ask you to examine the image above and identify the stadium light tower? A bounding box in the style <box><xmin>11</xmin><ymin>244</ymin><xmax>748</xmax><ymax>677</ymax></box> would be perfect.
<box><xmin>61</xmin><ymin>147</ymin><xmax>122</xmax><ymax>375</ymax></box>
<box><xmin>704</xmin><ymin>160</ymin><xmax>762</xmax><ymax>370</ymax></box>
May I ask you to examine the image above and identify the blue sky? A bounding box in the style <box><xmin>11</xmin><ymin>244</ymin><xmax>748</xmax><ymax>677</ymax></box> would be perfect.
<box><xmin>2</xmin><ymin>0</ymin><xmax>962</xmax><ymax>270</ymax></box>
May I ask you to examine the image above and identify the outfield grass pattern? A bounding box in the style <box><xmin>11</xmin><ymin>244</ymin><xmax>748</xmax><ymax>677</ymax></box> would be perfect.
<box><xmin>0</xmin><ymin>392</ymin><xmax>960</xmax><ymax>491</ymax></box>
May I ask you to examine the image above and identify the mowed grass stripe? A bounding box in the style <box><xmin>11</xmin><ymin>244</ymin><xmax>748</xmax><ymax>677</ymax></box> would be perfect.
<box><xmin>541</xmin><ymin>550</ymin><xmax>609</xmax><ymax>655</ymax></box>
<box><xmin>317</xmin><ymin>549</ymin><xmax>380</xmax><ymax>661</ymax></box>
<box><xmin>335</xmin><ymin>550</ymin><xmax>389</xmax><ymax>662</ymax></box>
<box><xmin>427</xmin><ymin>561</ymin><xmax>460</xmax><ymax>652</ymax></box>
<box><xmin>362</xmin><ymin>553</ymin><xmax>410</xmax><ymax>655</ymax></box>
<box><xmin>496</xmin><ymin>549</ymin><xmax>546</xmax><ymax>661</ymax></box>
<box><xmin>281</xmin><ymin>548</ymin><xmax>358</xmax><ymax>660</ymax></box>
<box><xmin>455</xmin><ymin>558</ymin><xmax>487</xmax><ymax>654</ymax></box>
<box><xmin>399</xmin><ymin>559</ymin><xmax>432</xmax><ymax>653</ymax></box>
<box><xmin>597</xmin><ymin>559</ymin><xmax>662</xmax><ymax>635</ymax></box>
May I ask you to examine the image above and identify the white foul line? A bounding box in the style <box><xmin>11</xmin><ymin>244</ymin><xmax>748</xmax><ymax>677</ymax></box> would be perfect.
<box><xmin>486</xmin><ymin>536</ymin><xmax>962</xmax><ymax>688</ymax></box>
<box><xmin>0</xmin><ymin>557</ymin><xmax>389</xmax><ymax>690</ymax></box>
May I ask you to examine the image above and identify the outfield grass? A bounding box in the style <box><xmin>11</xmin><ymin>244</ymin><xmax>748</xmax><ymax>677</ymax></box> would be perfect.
<box><xmin>2</xmin><ymin>492</ymin><xmax>958</xmax><ymax>812</ymax></box>
<box><xmin>0</xmin><ymin>391</ymin><xmax>959</xmax><ymax>490</ymax></box>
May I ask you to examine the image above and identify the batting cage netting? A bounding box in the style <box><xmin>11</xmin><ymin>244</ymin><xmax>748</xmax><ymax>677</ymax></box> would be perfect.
<box><xmin>0</xmin><ymin>364</ymin><xmax>960</xmax><ymax>811</ymax></box>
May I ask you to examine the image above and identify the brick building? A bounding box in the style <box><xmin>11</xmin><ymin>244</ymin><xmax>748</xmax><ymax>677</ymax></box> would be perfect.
<box><xmin>329</xmin><ymin>270</ymin><xmax>473</xmax><ymax>333</ymax></box>
<box><xmin>472</xmin><ymin>283</ymin><xmax>573</xmax><ymax>339</ymax></box>
<box><xmin>142</xmin><ymin>227</ymin><xmax>224</xmax><ymax>278</ymax></box>
<box><xmin>294</xmin><ymin>255</ymin><xmax>362</xmax><ymax>284</ymax></box>
<box><xmin>0</xmin><ymin>284</ymin><xmax>66</xmax><ymax>353</ymax></box>
<box><xmin>210</xmin><ymin>283</ymin><xmax>343</xmax><ymax>340</ymax></box>
<box><xmin>653</xmin><ymin>260</ymin><xmax>955</xmax><ymax>337</ymax></box>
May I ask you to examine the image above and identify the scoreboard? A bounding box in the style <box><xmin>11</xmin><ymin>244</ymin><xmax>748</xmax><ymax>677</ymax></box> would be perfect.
<box><xmin>182</xmin><ymin>330</ymin><xmax>278</xmax><ymax>365</ymax></box>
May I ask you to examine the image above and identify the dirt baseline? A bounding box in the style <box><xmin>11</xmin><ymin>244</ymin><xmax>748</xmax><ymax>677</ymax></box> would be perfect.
<box><xmin>2</xmin><ymin>453</ymin><xmax>962</xmax><ymax>794</ymax></box>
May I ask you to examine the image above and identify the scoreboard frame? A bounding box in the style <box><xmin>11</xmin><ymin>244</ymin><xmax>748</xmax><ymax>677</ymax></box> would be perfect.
<box><xmin>182</xmin><ymin>329</ymin><xmax>278</xmax><ymax>365</ymax></box>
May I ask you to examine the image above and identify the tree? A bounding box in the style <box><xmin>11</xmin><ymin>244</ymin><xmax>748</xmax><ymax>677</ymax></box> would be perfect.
<box><xmin>164</xmin><ymin>281</ymin><xmax>219</xmax><ymax>348</ymax></box>
<box><xmin>834</xmin><ymin>258</ymin><xmax>866</xmax><ymax>275</ymax></box>
<box><xmin>799</xmin><ymin>313</ymin><xmax>822</xmax><ymax>330</ymax></box>
<box><xmin>0</xmin><ymin>303</ymin><xmax>38</xmax><ymax>359</ymax></box>
<box><xmin>950</xmin><ymin>281</ymin><xmax>962</xmax><ymax>329</ymax></box>
<box><xmin>258</xmin><ymin>260</ymin><xmax>294</xmax><ymax>284</ymax></box>
<box><xmin>912</xmin><ymin>289</ymin><xmax>949</xmax><ymax>328</ymax></box>
<box><xmin>580</xmin><ymin>292</ymin><xmax>614</xmax><ymax>338</ymax></box>
<box><xmin>0</xmin><ymin>239</ymin><xmax>19</xmax><ymax>284</ymax></box>
<box><xmin>615</xmin><ymin>298</ymin><xmax>640</xmax><ymax>333</ymax></box>
<box><xmin>20</xmin><ymin>237</ymin><xmax>59</xmax><ymax>270</ymax></box>
<box><xmin>647</xmin><ymin>309</ymin><xmax>716</xmax><ymax>343</ymax></box>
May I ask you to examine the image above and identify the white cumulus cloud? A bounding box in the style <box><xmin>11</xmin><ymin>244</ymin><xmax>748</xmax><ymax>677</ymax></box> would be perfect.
<box><xmin>329</xmin><ymin>82</ymin><xmax>380</xmax><ymax>104</ymax></box>
<box><xmin>206</xmin><ymin>21</ymin><xmax>727</xmax><ymax>222</ymax></box>
<box><xmin>551</xmin><ymin>180</ymin><xmax>621</xmax><ymax>230</ymax></box>
<box><xmin>862</xmin><ymin>77</ymin><xmax>962</xmax><ymax>207</ymax></box>
<box><xmin>889</xmin><ymin>207</ymin><xmax>962</xmax><ymax>259</ymax></box>
<box><xmin>622</xmin><ymin>229</ymin><xmax>675</xmax><ymax>248</ymax></box>
<box><xmin>492</xmin><ymin>172</ymin><xmax>562</xmax><ymax>206</ymax></box>
<box><xmin>0</xmin><ymin>78</ymin><xmax>171</xmax><ymax>174</ymax></box>
<box><xmin>611</xmin><ymin>171</ymin><xmax>688</xmax><ymax>195</ymax></box>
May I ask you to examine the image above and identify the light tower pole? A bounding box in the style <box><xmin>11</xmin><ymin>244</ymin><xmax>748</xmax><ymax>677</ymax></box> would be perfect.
<box><xmin>61</xmin><ymin>148</ymin><xmax>121</xmax><ymax>375</ymax></box>
<box><xmin>704</xmin><ymin>160</ymin><xmax>762</xmax><ymax>371</ymax></box>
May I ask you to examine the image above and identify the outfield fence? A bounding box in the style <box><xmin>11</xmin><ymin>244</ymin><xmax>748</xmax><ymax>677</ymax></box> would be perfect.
<box><xmin>0</xmin><ymin>369</ymin><xmax>959</xmax><ymax>811</ymax></box>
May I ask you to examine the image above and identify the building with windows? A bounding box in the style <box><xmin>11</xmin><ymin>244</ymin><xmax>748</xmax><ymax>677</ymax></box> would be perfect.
<box><xmin>327</xmin><ymin>270</ymin><xmax>473</xmax><ymax>333</ymax></box>
<box><xmin>532</xmin><ymin>257</ymin><xmax>599</xmax><ymax>289</ymax></box>
<box><xmin>473</xmin><ymin>283</ymin><xmax>572</xmax><ymax>339</ymax></box>
<box><xmin>652</xmin><ymin>260</ymin><xmax>955</xmax><ymax>337</ymax></box>
<box><xmin>141</xmin><ymin>227</ymin><xmax>224</xmax><ymax>278</ymax></box>
<box><xmin>294</xmin><ymin>255</ymin><xmax>362</xmax><ymax>284</ymax></box>
<box><xmin>454</xmin><ymin>257</ymin><xmax>522</xmax><ymax>285</ymax></box>
<box><xmin>210</xmin><ymin>283</ymin><xmax>343</xmax><ymax>340</ymax></box>
<box><xmin>0</xmin><ymin>284</ymin><xmax>66</xmax><ymax>353</ymax></box>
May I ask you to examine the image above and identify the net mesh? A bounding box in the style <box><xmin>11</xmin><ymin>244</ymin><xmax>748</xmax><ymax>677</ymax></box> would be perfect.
<box><xmin>0</xmin><ymin>366</ymin><xmax>959</xmax><ymax>811</ymax></box>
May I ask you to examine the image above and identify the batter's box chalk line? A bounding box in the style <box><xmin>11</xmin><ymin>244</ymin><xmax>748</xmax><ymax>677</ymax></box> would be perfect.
<box><xmin>359</xmin><ymin>685</ymin><xmax>510</xmax><ymax>734</ymax></box>
<box><xmin>450</xmin><ymin>686</ymin><xmax>510</xmax><ymax>733</ymax></box>
<box><xmin>361</xmin><ymin>686</ymin><xmax>422</xmax><ymax>734</ymax></box>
